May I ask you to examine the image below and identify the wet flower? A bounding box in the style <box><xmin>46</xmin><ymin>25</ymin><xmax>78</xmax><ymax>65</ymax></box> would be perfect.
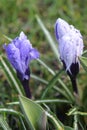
<box><xmin>55</xmin><ymin>18</ymin><xmax>84</xmax><ymax>77</ymax></box>
<box><xmin>4</xmin><ymin>31</ymin><xmax>40</xmax><ymax>80</ymax></box>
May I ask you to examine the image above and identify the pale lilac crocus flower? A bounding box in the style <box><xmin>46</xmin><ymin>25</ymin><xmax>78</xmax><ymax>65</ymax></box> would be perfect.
<box><xmin>55</xmin><ymin>18</ymin><xmax>84</xmax><ymax>93</ymax></box>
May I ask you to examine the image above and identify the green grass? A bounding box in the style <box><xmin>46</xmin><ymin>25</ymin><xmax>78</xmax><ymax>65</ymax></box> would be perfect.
<box><xmin>0</xmin><ymin>0</ymin><xmax>87</xmax><ymax>129</ymax></box>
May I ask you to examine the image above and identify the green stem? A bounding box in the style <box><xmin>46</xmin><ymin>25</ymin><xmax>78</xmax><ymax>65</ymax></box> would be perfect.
<box><xmin>37</xmin><ymin>59</ymin><xmax>75</xmax><ymax>102</ymax></box>
<box><xmin>36</xmin><ymin>99</ymin><xmax>70</xmax><ymax>104</ymax></box>
<box><xmin>41</xmin><ymin>69</ymin><xmax>63</xmax><ymax>99</ymax></box>
<box><xmin>74</xmin><ymin>111</ymin><xmax>87</xmax><ymax>116</ymax></box>
<box><xmin>46</xmin><ymin>112</ymin><xmax>64</xmax><ymax>130</ymax></box>
<box><xmin>74</xmin><ymin>114</ymin><xmax>78</xmax><ymax>130</ymax></box>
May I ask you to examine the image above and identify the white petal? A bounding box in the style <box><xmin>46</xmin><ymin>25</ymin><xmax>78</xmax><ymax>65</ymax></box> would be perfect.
<box><xmin>55</xmin><ymin>18</ymin><xmax>84</xmax><ymax>73</ymax></box>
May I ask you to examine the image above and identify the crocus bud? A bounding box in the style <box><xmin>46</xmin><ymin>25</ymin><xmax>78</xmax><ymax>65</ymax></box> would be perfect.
<box><xmin>4</xmin><ymin>32</ymin><xmax>40</xmax><ymax>80</ymax></box>
<box><xmin>4</xmin><ymin>32</ymin><xmax>40</xmax><ymax>98</ymax></box>
<box><xmin>55</xmin><ymin>18</ymin><xmax>83</xmax><ymax>78</ymax></box>
<box><xmin>55</xmin><ymin>18</ymin><xmax>84</xmax><ymax>93</ymax></box>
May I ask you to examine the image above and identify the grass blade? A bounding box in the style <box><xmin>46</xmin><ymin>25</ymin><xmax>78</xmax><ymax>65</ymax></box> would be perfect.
<box><xmin>37</xmin><ymin>59</ymin><xmax>75</xmax><ymax>102</ymax></box>
<box><xmin>0</xmin><ymin>108</ymin><xmax>23</xmax><ymax>118</ymax></box>
<box><xmin>31</xmin><ymin>73</ymin><xmax>48</xmax><ymax>85</ymax></box>
<box><xmin>36</xmin><ymin>15</ymin><xmax>60</xmax><ymax>61</ymax></box>
<box><xmin>41</xmin><ymin>69</ymin><xmax>63</xmax><ymax>99</ymax></box>
<box><xmin>0</xmin><ymin>55</ymin><xmax>25</xmax><ymax>96</ymax></box>
<box><xmin>3</xmin><ymin>34</ymin><xmax>12</xmax><ymax>42</ymax></box>
<box><xmin>79</xmin><ymin>56</ymin><xmax>87</xmax><ymax>73</ymax></box>
<box><xmin>36</xmin><ymin>99</ymin><xmax>70</xmax><ymax>104</ymax></box>
<box><xmin>37</xmin><ymin>59</ymin><xmax>55</xmax><ymax>75</ymax></box>
<box><xmin>58</xmin><ymin>79</ymin><xmax>75</xmax><ymax>102</ymax></box>
<box><xmin>0</xmin><ymin>116</ymin><xmax>11</xmax><ymax>130</ymax></box>
<box><xmin>46</xmin><ymin>111</ymin><xmax>64</xmax><ymax>130</ymax></box>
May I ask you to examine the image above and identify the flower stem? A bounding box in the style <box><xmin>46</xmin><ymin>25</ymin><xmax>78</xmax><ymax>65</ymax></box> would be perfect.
<box><xmin>74</xmin><ymin>114</ymin><xmax>78</xmax><ymax>130</ymax></box>
<box><xmin>70</xmin><ymin>77</ymin><xmax>78</xmax><ymax>94</ymax></box>
<box><xmin>21</xmin><ymin>79</ymin><xmax>31</xmax><ymax>98</ymax></box>
<box><xmin>17</xmin><ymin>71</ymin><xmax>31</xmax><ymax>98</ymax></box>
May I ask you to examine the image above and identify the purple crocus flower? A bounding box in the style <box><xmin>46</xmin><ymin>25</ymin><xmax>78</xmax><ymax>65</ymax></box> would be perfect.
<box><xmin>55</xmin><ymin>18</ymin><xmax>84</xmax><ymax>93</ymax></box>
<box><xmin>55</xmin><ymin>18</ymin><xmax>83</xmax><ymax>75</ymax></box>
<box><xmin>4</xmin><ymin>31</ymin><xmax>40</xmax><ymax>80</ymax></box>
<box><xmin>4</xmin><ymin>32</ymin><xmax>40</xmax><ymax>98</ymax></box>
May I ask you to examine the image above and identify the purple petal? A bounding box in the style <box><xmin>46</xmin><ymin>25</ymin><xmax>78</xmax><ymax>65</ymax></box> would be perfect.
<box><xmin>55</xmin><ymin>23</ymin><xmax>59</xmax><ymax>40</ymax></box>
<box><xmin>13</xmin><ymin>37</ymin><xmax>21</xmax><ymax>48</ymax></box>
<box><xmin>29</xmin><ymin>48</ymin><xmax>40</xmax><ymax>60</ymax></box>
<box><xmin>18</xmin><ymin>32</ymin><xmax>40</xmax><ymax>65</ymax></box>
<box><xmin>3</xmin><ymin>43</ymin><xmax>24</xmax><ymax>74</ymax></box>
<box><xmin>3</xmin><ymin>31</ymin><xmax>40</xmax><ymax>80</ymax></box>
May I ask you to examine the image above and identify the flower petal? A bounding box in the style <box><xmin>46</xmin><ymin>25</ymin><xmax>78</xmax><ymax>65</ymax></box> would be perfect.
<box><xmin>55</xmin><ymin>18</ymin><xmax>70</xmax><ymax>40</ymax></box>
<box><xmin>55</xmin><ymin>18</ymin><xmax>84</xmax><ymax>74</ymax></box>
<box><xmin>29</xmin><ymin>48</ymin><xmax>40</xmax><ymax>60</ymax></box>
<box><xmin>3</xmin><ymin>43</ymin><xmax>24</xmax><ymax>74</ymax></box>
<box><xmin>4</xmin><ymin>31</ymin><xmax>40</xmax><ymax>80</ymax></box>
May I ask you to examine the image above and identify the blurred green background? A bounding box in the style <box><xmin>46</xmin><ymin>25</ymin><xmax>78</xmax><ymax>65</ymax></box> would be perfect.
<box><xmin>0</xmin><ymin>0</ymin><xmax>87</xmax><ymax>43</ymax></box>
<box><xmin>0</xmin><ymin>0</ymin><xmax>87</xmax><ymax>129</ymax></box>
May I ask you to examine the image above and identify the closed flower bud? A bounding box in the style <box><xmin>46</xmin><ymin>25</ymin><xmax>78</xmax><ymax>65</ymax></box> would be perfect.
<box><xmin>55</xmin><ymin>18</ymin><xmax>84</xmax><ymax>78</ymax></box>
<box><xmin>4</xmin><ymin>32</ymin><xmax>40</xmax><ymax>80</ymax></box>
